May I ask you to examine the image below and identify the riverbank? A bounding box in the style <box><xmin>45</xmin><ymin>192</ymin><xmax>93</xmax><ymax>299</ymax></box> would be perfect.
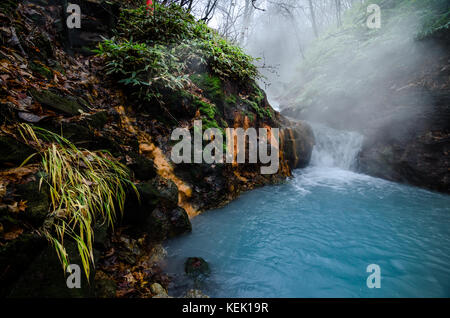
<box><xmin>0</xmin><ymin>1</ymin><xmax>314</xmax><ymax>297</ymax></box>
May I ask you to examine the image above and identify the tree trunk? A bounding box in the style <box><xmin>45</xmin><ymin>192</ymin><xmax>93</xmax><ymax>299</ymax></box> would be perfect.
<box><xmin>308</xmin><ymin>0</ymin><xmax>319</xmax><ymax>38</ymax></box>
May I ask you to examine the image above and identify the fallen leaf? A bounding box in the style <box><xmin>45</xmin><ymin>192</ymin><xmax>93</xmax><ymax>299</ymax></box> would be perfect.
<box><xmin>18</xmin><ymin>111</ymin><xmax>48</xmax><ymax>123</ymax></box>
<box><xmin>124</xmin><ymin>273</ymin><xmax>136</xmax><ymax>284</ymax></box>
<box><xmin>0</xmin><ymin>166</ymin><xmax>39</xmax><ymax>183</ymax></box>
<box><xmin>7</xmin><ymin>201</ymin><xmax>27</xmax><ymax>213</ymax></box>
<box><xmin>0</xmin><ymin>181</ymin><xmax>6</xmax><ymax>201</ymax></box>
<box><xmin>4</xmin><ymin>227</ymin><xmax>23</xmax><ymax>240</ymax></box>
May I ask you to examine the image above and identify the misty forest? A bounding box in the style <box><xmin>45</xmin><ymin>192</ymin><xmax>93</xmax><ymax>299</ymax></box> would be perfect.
<box><xmin>0</xmin><ymin>0</ymin><xmax>449</xmax><ymax>298</ymax></box>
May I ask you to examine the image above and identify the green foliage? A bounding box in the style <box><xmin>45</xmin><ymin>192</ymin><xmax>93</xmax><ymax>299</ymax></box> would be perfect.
<box><xmin>95</xmin><ymin>39</ymin><xmax>188</xmax><ymax>101</ymax></box>
<box><xmin>286</xmin><ymin>0</ymin><xmax>450</xmax><ymax>114</ymax></box>
<box><xmin>191</xmin><ymin>37</ymin><xmax>260</xmax><ymax>83</ymax></box>
<box><xmin>97</xmin><ymin>3</ymin><xmax>260</xmax><ymax>107</ymax></box>
<box><xmin>117</xmin><ymin>4</ymin><xmax>205</xmax><ymax>45</ymax></box>
<box><xmin>19</xmin><ymin>124</ymin><xmax>138</xmax><ymax>280</ymax></box>
<box><xmin>416</xmin><ymin>0</ymin><xmax>450</xmax><ymax>40</ymax></box>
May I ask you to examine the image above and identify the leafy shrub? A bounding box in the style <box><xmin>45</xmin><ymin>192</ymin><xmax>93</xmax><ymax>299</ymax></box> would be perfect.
<box><xmin>97</xmin><ymin>3</ymin><xmax>260</xmax><ymax>105</ymax></box>
<box><xmin>96</xmin><ymin>39</ymin><xmax>189</xmax><ymax>101</ymax></box>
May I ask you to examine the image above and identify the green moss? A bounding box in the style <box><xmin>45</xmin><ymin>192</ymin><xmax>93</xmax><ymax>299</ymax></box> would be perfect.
<box><xmin>29</xmin><ymin>61</ymin><xmax>53</xmax><ymax>80</ymax></box>
<box><xmin>193</xmin><ymin>97</ymin><xmax>216</xmax><ymax>120</ymax></box>
<box><xmin>225</xmin><ymin>94</ymin><xmax>237</xmax><ymax>105</ymax></box>
<box><xmin>190</xmin><ymin>73</ymin><xmax>225</xmax><ymax>104</ymax></box>
<box><xmin>30</xmin><ymin>88</ymin><xmax>86</xmax><ymax>116</ymax></box>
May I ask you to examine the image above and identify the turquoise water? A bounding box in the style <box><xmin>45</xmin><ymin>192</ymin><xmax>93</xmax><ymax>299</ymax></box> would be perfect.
<box><xmin>164</xmin><ymin>126</ymin><xmax>450</xmax><ymax>298</ymax></box>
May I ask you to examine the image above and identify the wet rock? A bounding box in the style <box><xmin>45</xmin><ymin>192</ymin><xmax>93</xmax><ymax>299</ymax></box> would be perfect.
<box><xmin>146</xmin><ymin>209</ymin><xmax>170</xmax><ymax>241</ymax></box>
<box><xmin>29</xmin><ymin>61</ymin><xmax>53</xmax><ymax>79</ymax></box>
<box><xmin>168</xmin><ymin>207</ymin><xmax>192</xmax><ymax>237</ymax></box>
<box><xmin>124</xmin><ymin>177</ymin><xmax>182</xmax><ymax>227</ymax></box>
<box><xmin>150</xmin><ymin>283</ymin><xmax>167</xmax><ymax>297</ymax></box>
<box><xmin>0</xmin><ymin>135</ymin><xmax>35</xmax><ymax>168</ymax></box>
<box><xmin>184</xmin><ymin>289</ymin><xmax>210</xmax><ymax>298</ymax></box>
<box><xmin>146</xmin><ymin>207</ymin><xmax>192</xmax><ymax>241</ymax></box>
<box><xmin>280</xmin><ymin>120</ymin><xmax>315</xmax><ymax>170</ymax></box>
<box><xmin>148</xmin><ymin>244</ymin><xmax>168</xmax><ymax>264</ymax></box>
<box><xmin>185</xmin><ymin>257</ymin><xmax>210</xmax><ymax>277</ymax></box>
<box><xmin>30</xmin><ymin>88</ymin><xmax>87</xmax><ymax>116</ymax></box>
<box><xmin>128</xmin><ymin>155</ymin><xmax>157</xmax><ymax>181</ymax></box>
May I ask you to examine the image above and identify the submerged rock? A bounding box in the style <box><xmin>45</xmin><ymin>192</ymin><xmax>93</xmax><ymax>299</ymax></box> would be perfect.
<box><xmin>185</xmin><ymin>257</ymin><xmax>210</xmax><ymax>277</ymax></box>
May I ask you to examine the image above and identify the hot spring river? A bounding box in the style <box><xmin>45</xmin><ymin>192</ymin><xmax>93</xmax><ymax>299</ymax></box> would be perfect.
<box><xmin>164</xmin><ymin>125</ymin><xmax>450</xmax><ymax>298</ymax></box>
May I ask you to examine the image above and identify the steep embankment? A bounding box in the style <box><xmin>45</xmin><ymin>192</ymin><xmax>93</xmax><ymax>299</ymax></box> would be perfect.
<box><xmin>0</xmin><ymin>1</ymin><xmax>313</xmax><ymax>297</ymax></box>
<box><xmin>280</xmin><ymin>0</ymin><xmax>450</xmax><ymax>193</ymax></box>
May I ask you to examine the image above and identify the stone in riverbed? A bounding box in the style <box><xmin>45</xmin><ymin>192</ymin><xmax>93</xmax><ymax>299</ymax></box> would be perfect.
<box><xmin>184</xmin><ymin>289</ymin><xmax>210</xmax><ymax>298</ymax></box>
<box><xmin>185</xmin><ymin>257</ymin><xmax>210</xmax><ymax>277</ymax></box>
<box><xmin>150</xmin><ymin>283</ymin><xmax>169</xmax><ymax>298</ymax></box>
<box><xmin>168</xmin><ymin>207</ymin><xmax>192</xmax><ymax>237</ymax></box>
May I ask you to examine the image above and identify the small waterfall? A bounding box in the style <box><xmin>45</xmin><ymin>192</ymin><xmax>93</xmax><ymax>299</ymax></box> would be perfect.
<box><xmin>310</xmin><ymin>123</ymin><xmax>364</xmax><ymax>170</ymax></box>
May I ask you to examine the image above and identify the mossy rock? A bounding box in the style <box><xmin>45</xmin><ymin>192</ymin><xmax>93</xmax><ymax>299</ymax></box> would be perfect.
<box><xmin>30</xmin><ymin>88</ymin><xmax>87</xmax><ymax>116</ymax></box>
<box><xmin>0</xmin><ymin>135</ymin><xmax>35</xmax><ymax>168</ymax></box>
<box><xmin>190</xmin><ymin>73</ymin><xmax>225</xmax><ymax>106</ymax></box>
<box><xmin>29</xmin><ymin>61</ymin><xmax>53</xmax><ymax>80</ymax></box>
<box><xmin>160</xmin><ymin>88</ymin><xmax>197</xmax><ymax>119</ymax></box>
<box><xmin>83</xmin><ymin>111</ymin><xmax>109</xmax><ymax>129</ymax></box>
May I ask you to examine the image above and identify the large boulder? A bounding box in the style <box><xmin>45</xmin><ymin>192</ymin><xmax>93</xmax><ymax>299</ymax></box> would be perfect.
<box><xmin>123</xmin><ymin>177</ymin><xmax>192</xmax><ymax>240</ymax></box>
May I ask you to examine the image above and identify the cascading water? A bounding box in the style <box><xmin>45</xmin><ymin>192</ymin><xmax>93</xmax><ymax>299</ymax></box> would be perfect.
<box><xmin>309</xmin><ymin>123</ymin><xmax>364</xmax><ymax>170</ymax></box>
<box><xmin>164</xmin><ymin>124</ymin><xmax>450</xmax><ymax>298</ymax></box>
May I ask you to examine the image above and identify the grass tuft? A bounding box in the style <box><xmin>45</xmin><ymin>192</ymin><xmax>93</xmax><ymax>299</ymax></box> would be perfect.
<box><xmin>19</xmin><ymin>124</ymin><xmax>138</xmax><ymax>280</ymax></box>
